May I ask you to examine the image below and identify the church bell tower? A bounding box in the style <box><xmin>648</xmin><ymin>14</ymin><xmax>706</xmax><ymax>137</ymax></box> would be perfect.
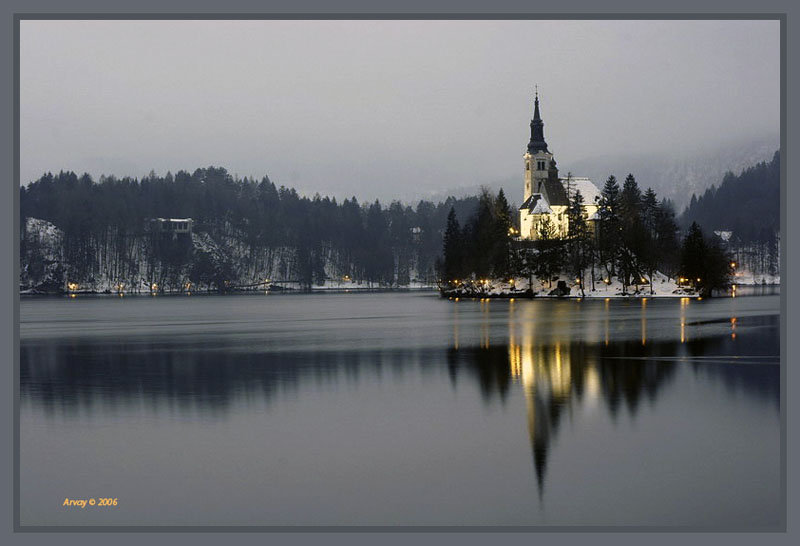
<box><xmin>523</xmin><ymin>89</ymin><xmax>555</xmax><ymax>202</ymax></box>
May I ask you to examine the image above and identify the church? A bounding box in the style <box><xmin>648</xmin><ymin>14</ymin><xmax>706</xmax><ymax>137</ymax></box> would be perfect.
<box><xmin>519</xmin><ymin>91</ymin><xmax>601</xmax><ymax>240</ymax></box>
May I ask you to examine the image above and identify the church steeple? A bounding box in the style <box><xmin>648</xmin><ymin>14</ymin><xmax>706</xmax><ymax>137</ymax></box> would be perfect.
<box><xmin>527</xmin><ymin>88</ymin><xmax>548</xmax><ymax>154</ymax></box>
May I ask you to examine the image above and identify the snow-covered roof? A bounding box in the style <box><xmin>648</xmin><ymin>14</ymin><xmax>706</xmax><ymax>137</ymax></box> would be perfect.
<box><xmin>520</xmin><ymin>193</ymin><xmax>553</xmax><ymax>214</ymax></box>
<box><xmin>520</xmin><ymin>193</ymin><xmax>540</xmax><ymax>210</ymax></box>
<box><xmin>560</xmin><ymin>176</ymin><xmax>601</xmax><ymax>205</ymax></box>
<box><xmin>530</xmin><ymin>198</ymin><xmax>553</xmax><ymax>215</ymax></box>
<box><xmin>154</xmin><ymin>218</ymin><xmax>193</xmax><ymax>223</ymax></box>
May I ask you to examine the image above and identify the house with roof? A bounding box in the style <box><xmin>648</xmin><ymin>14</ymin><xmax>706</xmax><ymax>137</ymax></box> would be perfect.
<box><xmin>519</xmin><ymin>92</ymin><xmax>600</xmax><ymax>240</ymax></box>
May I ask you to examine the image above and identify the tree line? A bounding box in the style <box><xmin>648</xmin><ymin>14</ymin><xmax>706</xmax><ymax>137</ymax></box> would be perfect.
<box><xmin>681</xmin><ymin>150</ymin><xmax>780</xmax><ymax>278</ymax></box>
<box><xmin>20</xmin><ymin>167</ymin><xmax>480</xmax><ymax>291</ymax></box>
<box><xmin>442</xmin><ymin>174</ymin><xmax>732</xmax><ymax>296</ymax></box>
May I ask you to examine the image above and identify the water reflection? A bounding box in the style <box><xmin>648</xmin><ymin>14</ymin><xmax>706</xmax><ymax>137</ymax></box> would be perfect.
<box><xmin>442</xmin><ymin>300</ymin><xmax>779</xmax><ymax>499</ymax></box>
<box><xmin>21</xmin><ymin>307</ymin><xmax>779</xmax><ymax>506</ymax></box>
<box><xmin>448</xmin><ymin>334</ymin><xmax>681</xmax><ymax>496</ymax></box>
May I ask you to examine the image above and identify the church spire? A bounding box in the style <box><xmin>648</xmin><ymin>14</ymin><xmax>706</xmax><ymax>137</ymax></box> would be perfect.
<box><xmin>527</xmin><ymin>88</ymin><xmax>548</xmax><ymax>154</ymax></box>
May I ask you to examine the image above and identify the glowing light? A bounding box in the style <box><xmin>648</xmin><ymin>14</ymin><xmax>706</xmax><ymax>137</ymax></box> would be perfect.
<box><xmin>151</xmin><ymin>283</ymin><xmax>158</xmax><ymax>291</ymax></box>
<box><xmin>67</xmin><ymin>282</ymin><xmax>79</xmax><ymax>292</ymax></box>
<box><xmin>730</xmin><ymin>262</ymin><xmax>737</xmax><ymax>268</ymax></box>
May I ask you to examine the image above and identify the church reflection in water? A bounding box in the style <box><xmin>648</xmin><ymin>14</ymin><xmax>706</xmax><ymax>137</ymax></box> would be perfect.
<box><xmin>21</xmin><ymin>299</ymin><xmax>778</xmax><ymax>501</ymax></box>
<box><xmin>444</xmin><ymin>298</ymin><xmax>777</xmax><ymax>498</ymax></box>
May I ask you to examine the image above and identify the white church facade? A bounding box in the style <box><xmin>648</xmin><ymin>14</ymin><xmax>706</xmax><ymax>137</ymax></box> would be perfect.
<box><xmin>519</xmin><ymin>92</ymin><xmax>601</xmax><ymax>240</ymax></box>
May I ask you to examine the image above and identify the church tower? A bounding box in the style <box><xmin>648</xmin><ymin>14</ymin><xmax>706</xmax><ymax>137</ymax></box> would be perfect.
<box><xmin>523</xmin><ymin>90</ymin><xmax>557</xmax><ymax>202</ymax></box>
<box><xmin>518</xmin><ymin>89</ymin><xmax>600</xmax><ymax>241</ymax></box>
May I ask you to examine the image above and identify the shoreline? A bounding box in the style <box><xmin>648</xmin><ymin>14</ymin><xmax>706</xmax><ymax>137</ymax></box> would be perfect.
<box><xmin>19</xmin><ymin>285</ymin><xmax>440</xmax><ymax>297</ymax></box>
<box><xmin>18</xmin><ymin>283</ymin><xmax>779</xmax><ymax>298</ymax></box>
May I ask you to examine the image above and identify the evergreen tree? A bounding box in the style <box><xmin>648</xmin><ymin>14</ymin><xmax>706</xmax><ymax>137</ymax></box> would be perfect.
<box><xmin>535</xmin><ymin>216</ymin><xmax>562</xmax><ymax>288</ymax></box>
<box><xmin>442</xmin><ymin>207</ymin><xmax>463</xmax><ymax>282</ymax></box>
<box><xmin>492</xmin><ymin>188</ymin><xmax>513</xmax><ymax>279</ymax></box>
<box><xmin>618</xmin><ymin>174</ymin><xmax>645</xmax><ymax>291</ymax></box>
<box><xmin>638</xmin><ymin>188</ymin><xmax>661</xmax><ymax>293</ymax></box>
<box><xmin>679</xmin><ymin>222</ymin><xmax>731</xmax><ymax>296</ymax></box>
<box><xmin>364</xmin><ymin>200</ymin><xmax>394</xmax><ymax>286</ymax></box>
<box><xmin>567</xmin><ymin>190</ymin><xmax>591</xmax><ymax>296</ymax></box>
<box><xmin>465</xmin><ymin>189</ymin><xmax>496</xmax><ymax>279</ymax></box>
<box><xmin>597</xmin><ymin>175</ymin><xmax>621</xmax><ymax>281</ymax></box>
<box><xmin>680</xmin><ymin>222</ymin><xmax>706</xmax><ymax>287</ymax></box>
<box><xmin>653</xmin><ymin>199</ymin><xmax>680</xmax><ymax>280</ymax></box>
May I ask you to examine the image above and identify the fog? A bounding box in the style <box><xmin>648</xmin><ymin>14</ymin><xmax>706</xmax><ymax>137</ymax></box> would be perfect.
<box><xmin>21</xmin><ymin>19</ymin><xmax>779</xmax><ymax>204</ymax></box>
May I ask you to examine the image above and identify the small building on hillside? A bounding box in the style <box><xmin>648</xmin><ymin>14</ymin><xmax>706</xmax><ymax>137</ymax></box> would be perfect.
<box><xmin>519</xmin><ymin>92</ymin><xmax>600</xmax><ymax>240</ymax></box>
<box><xmin>150</xmin><ymin>218</ymin><xmax>194</xmax><ymax>235</ymax></box>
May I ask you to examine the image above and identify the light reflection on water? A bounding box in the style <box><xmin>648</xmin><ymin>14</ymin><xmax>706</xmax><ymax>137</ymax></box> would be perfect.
<box><xmin>20</xmin><ymin>293</ymin><xmax>780</xmax><ymax>527</ymax></box>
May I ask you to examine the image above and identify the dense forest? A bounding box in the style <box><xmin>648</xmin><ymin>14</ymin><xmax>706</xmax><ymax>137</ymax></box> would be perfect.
<box><xmin>680</xmin><ymin>151</ymin><xmax>780</xmax><ymax>276</ymax></box>
<box><xmin>19</xmin><ymin>167</ymin><xmax>480</xmax><ymax>292</ymax></box>
<box><xmin>20</xmin><ymin>152</ymin><xmax>776</xmax><ymax>295</ymax></box>
<box><xmin>442</xmin><ymin>174</ymin><xmax>732</xmax><ymax>296</ymax></box>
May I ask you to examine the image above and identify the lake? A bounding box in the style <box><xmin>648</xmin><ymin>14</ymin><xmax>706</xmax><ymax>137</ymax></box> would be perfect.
<box><xmin>19</xmin><ymin>290</ymin><xmax>781</xmax><ymax>528</ymax></box>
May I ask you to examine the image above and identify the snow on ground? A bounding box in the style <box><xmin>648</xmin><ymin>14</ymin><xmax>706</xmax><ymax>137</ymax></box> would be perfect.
<box><xmin>263</xmin><ymin>279</ymin><xmax>437</xmax><ymax>292</ymax></box>
<box><xmin>730</xmin><ymin>271</ymin><xmax>780</xmax><ymax>285</ymax></box>
<box><xmin>448</xmin><ymin>271</ymin><xmax>699</xmax><ymax>298</ymax></box>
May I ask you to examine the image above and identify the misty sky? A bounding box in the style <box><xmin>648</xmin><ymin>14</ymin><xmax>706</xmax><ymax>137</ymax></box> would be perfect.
<box><xmin>21</xmin><ymin>19</ymin><xmax>779</xmax><ymax>203</ymax></box>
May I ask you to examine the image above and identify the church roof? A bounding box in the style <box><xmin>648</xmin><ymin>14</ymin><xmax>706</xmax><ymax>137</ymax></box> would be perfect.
<box><xmin>520</xmin><ymin>193</ymin><xmax>553</xmax><ymax>214</ymax></box>
<box><xmin>542</xmin><ymin>178</ymin><xmax>569</xmax><ymax>206</ymax></box>
<box><xmin>561</xmin><ymin>176</ymin><xmax>601</xmax><ymax>205</ymax></box>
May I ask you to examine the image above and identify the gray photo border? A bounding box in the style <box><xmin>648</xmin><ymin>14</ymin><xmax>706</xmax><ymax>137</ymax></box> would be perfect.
<box><xmin>3</xmin><ymin>1</ymin><xmax>795</xmax><ymax>545</ymax></box>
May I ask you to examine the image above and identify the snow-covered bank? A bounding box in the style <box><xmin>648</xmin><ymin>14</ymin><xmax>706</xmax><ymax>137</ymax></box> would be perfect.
<box><xmin>441</xmin><ymin>272</ymin><xmax>700</xmax><ymax>299</ymax></box>
<box><xmin>20</xmin><ymin>217</ymin><xmax>438</xmax><ymax>295</ymax></box>
<box><xmin>730</xmin><ymin>272</ymin><xmax>781</xmax><ymax>286</ymax></box>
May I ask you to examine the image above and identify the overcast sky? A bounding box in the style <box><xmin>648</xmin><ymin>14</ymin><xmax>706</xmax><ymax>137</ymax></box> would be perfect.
<box><xmin>21</xmin><ymin>19</ymin><xmax>779</xmax><ymax>203</ymax></box>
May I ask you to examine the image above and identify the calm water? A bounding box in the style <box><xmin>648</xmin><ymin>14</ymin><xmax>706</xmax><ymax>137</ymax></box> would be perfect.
<box><xmin>20</xmin><ymin>291</ymin><xmax>781</xmax><ymax>527</ymax></box>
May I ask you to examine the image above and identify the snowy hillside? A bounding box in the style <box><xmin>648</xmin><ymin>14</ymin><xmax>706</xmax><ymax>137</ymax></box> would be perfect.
<box><xmin>19</xmin><ymin>217</ymin><xmax>433</xmax><ymax>294</ymax></box>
